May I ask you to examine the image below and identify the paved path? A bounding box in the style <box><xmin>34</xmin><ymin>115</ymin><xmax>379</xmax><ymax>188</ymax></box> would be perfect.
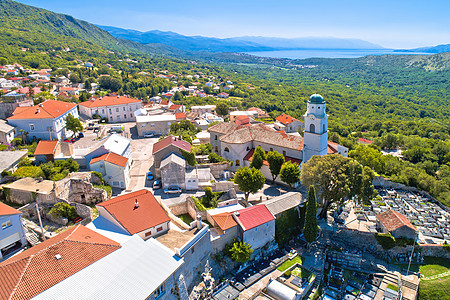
<box><xmin>126</xmin><ymin>135</ymin><xmax>157</xmax><ymax>192</ymax></box>
<box><xmin>421</xmin><ymin>270</ymin><xmax>450</xmax><ymax>280</ymax></box>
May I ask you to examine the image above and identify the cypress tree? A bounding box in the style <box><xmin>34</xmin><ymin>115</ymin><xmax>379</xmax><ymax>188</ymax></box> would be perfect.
<box><xmin>303</xmin><ymin>185</ymin><xmax>318</xmax><ymax>243</ymax></box>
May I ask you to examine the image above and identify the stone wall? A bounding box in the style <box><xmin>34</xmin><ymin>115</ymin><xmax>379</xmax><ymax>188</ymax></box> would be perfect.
<box><xmin>419</xmin><ymin>244</ymin><xmax>450</xmax><ymax>259</ymax></box>
<box><xmin>168</xmin><ymin>201</ymin><xmax>188</xmax><ymax>216</ymax></box>
<box><xmin>186</xmin><ymin>196</ymin><xmax>207</xmax><ymax>220</ymax></box>
<box><xmin>74</xmin><ymin>203</ymin><xmax>93</xmax><ymax>219</ymax></box>
<box><xmin>207</xmin><ymin>162</ymin><xmax>230</xmax><ymax>179</ymax></box>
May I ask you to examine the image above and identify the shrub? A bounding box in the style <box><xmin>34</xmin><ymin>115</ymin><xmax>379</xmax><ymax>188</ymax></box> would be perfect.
<box><xmin>228</xmin><ymin>241</ymin><xmax>253</xmax><ymax>262</ymax></box>
<box><xmin>13</xmin><ymin>166</ymin><xmax>44</xmax><ymax>178</ymax></box>
<box><xmin>375</xmin><ymin>233</ymin><xmax>396</xmax><ymax>250</ymax></box>
<box><xmin>49</xmin><ymin>202</ymin><xmax>78</xmax><ymax>221</ymax></box>
<box><xmin>93</xmin><ymin>184</ymin><xmax>112</xmax><ymax>197</ymax></box>
<box><xmin>284</xmin><ymin>270</ymin><xmax>292</xmax><ymax>278</ymax></box>
<box><xmin>193</xmin><ymin>196</ymin><xmax>207</xmax><ymax>211</ymax></box>
<box><xmin>444</xmin><ymin>241</ymin><xmax>450</xmax><ymax>253</ymax></box>
<box><xmin>208</xmin><ymin>152</ymin><xmax>225</xmax><ymax>163</ymax></box>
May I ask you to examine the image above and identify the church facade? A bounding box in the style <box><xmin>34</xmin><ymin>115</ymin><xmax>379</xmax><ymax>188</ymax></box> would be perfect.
<box><xmin>208</xmin><ymin>94</ymin><xmax>348</xmax><ymax>175</ymax></box>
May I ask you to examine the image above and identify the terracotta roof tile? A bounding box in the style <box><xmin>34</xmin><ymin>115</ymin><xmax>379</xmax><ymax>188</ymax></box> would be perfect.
<box><xmin>97</xmin><ymin>189</ymin><xmax>170</xmax><ymax>235</ymax></box>
<box><xmin>0</xmin><ymin>202</ymin><xmax>21</xmax><ymax>216</ymax></box>
<box><xmin>233</xmin><ymin>205</ymin><xmax>275</xmax><ymax>231</ymax></box>
<box><xmin>34</xmin><ymin>140</ymin><xmax>58</xmax><ymax>155</ymax></box>
<box><xmin>152</xmin><ymin>135</ymin><xmax>191</xmax><ymax>154</ymax></box>
<box><xmin>90</xmin><ymin>152</ymin><xmax>129</xmax><ymax>167</ymax></box>
<box><xmin>175</xmin><ymin>112</ymin><xmax>186</xmax><ymax>119</ymax></box>
<box><xmin>211</xmin><ymin>212</ymin><xmax>237</xmax><ymax>231</ymax></box>
<box><xmin>7</xmin><ymin>100</ymin><xmax>76</xmax><ymax>120</ymax></box>
<box><xmin>79</xmin><ymin>96</ymin><xmax>141</xmax><ymax>108</ymax></box>
<box><xmin>276</xmin><ymin>113</ymin><xmax>301</xmax><ymax>125</ymax></box>
<box><xmin>0</xmin><ymin>225</ymin><xmax>120</xmax><ymax>300</ymax></box>
<box><xmin>376</xmin><ymin>210</ymin><xmax>417</xmax><ymax>232</ymax></box>
<box><xmin>219</xmin><ymin>124</ymin><xmax>304</xmax><ymax>151</ymax></box>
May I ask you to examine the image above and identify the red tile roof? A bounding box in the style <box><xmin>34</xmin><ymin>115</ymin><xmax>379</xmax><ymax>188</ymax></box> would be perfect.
<box><xmin>358</xmin><ymin>138</ymin><xmax>373</xmax><ymax>144</ymax></box>
<box><xmin>169</xmin><ymin>104</ymin><xmax>182</xmax><ymax>110</ymax></box>
<box><xmin>175</xmin><ymin>112</ymin><xmax>186</xmax><ymax>120</ymax></box>
<box><xmin>97</xmin><ymin>189</ymin><xmax>170</xmax><ymax>235</ymax></box>
<box><xmin>152</xmin><ymin>135</ymin><xmax>191</xmax><ymax>154</ymax></box>
<box><xmin>160</xmin><ymin>100</ymin><xmax>169</xmax><ymax>105</ymax></box>
<box><xmin>0</xmin><ymin>202</ymin><xmax>21</xmax><ymax>216</ymax></box>
<box><xmin>0</xmin><ymin>225</ymin><xmax>120</xmax><ymax>300</ymax></box>
<box><xmin>276</xmin><ymin>113</ymin><xmax>301</xmax><ymax>125</ymax></box>
<box><xmin>243</xmin><ymin>148</ymin><xmax>301</xmax><ymax>166</ymax></box>
<box><xmin>376</xmin><ymin>210</ymin><xmax>417</xmax><ymax>232</ymax></box>
<box><xmin>211</xmin><ymin>212</ymin><xmax>237</xmax><ymax>231</ymax></box>
<box><xmin>233</xmin><ymin>205</ymin><xmax>275</xmax><ymax>231</ymax></box>
<box><xmin>7</xmin><ymin>100</ymin><xmax>76</xmax><ymax>120</ymax></box>
<box><xmin>79</xmin><ymin>96</ymin><xmax>141</xmax><ymax>108</ymax></box>
<box><xmin>89</xmin><ymin>152</ymin><xmax>129</xmax><ymax>167</ymax></box>
<box><xmin>34</xmin><ymin>140</ymin><xmax>58</xmax><ymax>156</ymax></box>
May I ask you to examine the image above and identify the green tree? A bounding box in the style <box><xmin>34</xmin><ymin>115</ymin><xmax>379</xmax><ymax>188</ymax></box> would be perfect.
<box><xmin>303</xmin><ymin>186</ymin><xmax>318</xmax><ymax>243</ymax></box>
<box><xmin>301</xmin><ymin>155</ymin><xmax>364</xmax><ymax>218</ymax></box>
<box><xmin>280</xmin><ymin>161</ymin><xmax>300</xmax><ymax>188</ymax></box>
<box><xmin>49</xmin><ymin>202</ymin><xmax>78</xmax><ymax>221</ymax></box>
<box><xmin>229</xmin><ymin>241</ymin><xmax>253</xmax><ymax>262</ymax></box>
<box><xmin>69</xmin><ymin>72</ymin><xmax>81</xmax><ymax>84</ymax></box>
<box><xmin>215</xmin><ymin>102</ymin><xmax>229</xmax><ymax>116</ymax></box>
<box><xmin>0</xmin><ymin>57</ymin><xmax>8</xmax><ymax>65</ymax></box>
<box><xmin>360</xmin><ymin>166</ymin><xmax>377</xmax><ymax>204</ymax></box>
<box><xmin>267</xmin><ymin>151</ymin><xmax>285</xmax><ymax>183</ymax></box>
<box><xmin>65</xmin><ymin>113</ymin><xmax>83</xmax><ymax>137</ymax></box>
<box><xmin>234</xmin><ymin>167</ymin><xmax>265</xmax><ymax>203</ymax></box>
<box><xmin>13</xmin><ymin>166</ymin><xmax>44</xmax><ymax>178</ymax></box>
<box><xmin>349</xmin><ymin>144</ymin><xmax>386</xmax><ymax>174</ymax></box>
<box><xmin>84</xmin><ymin>79</ymin><xmax>92</xmax><ymax>91</ymax></box>
<box><xmin>250</xmin><ymin>146</ymin><xmax>266</xmax><ymax>169</ymax></box>
<box><xmin>181</xmin><ymin>149</ymin><xmax>197</xmax><ymax>166</ymax></box>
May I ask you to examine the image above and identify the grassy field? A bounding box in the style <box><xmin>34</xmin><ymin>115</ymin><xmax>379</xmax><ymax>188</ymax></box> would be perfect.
<box><xmin>416</xmin><ymin>257</ymin><xmax>450</xmax><ymax>300</ymax></box>
<box><xmin>277</xmin><ymin>255</ymin><xmax>303</xmax><ymax>272</ymax></box>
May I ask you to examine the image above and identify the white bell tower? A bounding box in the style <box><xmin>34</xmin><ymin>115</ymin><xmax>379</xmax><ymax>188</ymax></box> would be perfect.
<box><xmin>303</xmin><ymin>94</ymin><xmax>328</xmax><ymax>163</ymax></box>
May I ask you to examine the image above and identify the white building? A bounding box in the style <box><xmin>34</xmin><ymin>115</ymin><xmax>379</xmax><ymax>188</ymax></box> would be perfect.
<box><xmin>136</xmin><ymin>114</ymin><xmax>176</xmax><ymax>136</ymax></box>
<box><xmin>89</xmin><ymin>152</ymin><xmax>131</xmax><ymax>189</ymax></box>
<box><xmin>0</xmin><ymin>202</ymin><xmax>27</xmax><ymax>260</ymax></box>
<box><xmin>78</xmin><ymin>95</ymin><xmax>142</xmax><ymax>122</ymax></box>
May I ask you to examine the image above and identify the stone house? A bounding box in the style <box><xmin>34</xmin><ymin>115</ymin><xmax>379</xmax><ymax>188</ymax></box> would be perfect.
<box><xmin>260</xmin><ymin>192</ymin><xmax>305</xmax><ymax>218</ymax></box>
<box><xmin>376</xmin><ymin>209</ymin><xmax>418</xmax><ymax>240</ymax></box>
<box><xmin>152</xmin><ymin>135</ymin><xmax>191</xmax><ymax>177</ymax></box>
<box><xmin>0</xmin><ymin>150</ymin><xmax>28</xmax><ymax>182</ymax></box>
<box><xmin>233</xmin><ymin>205</ymin><xmax>276</xmax><ymax>250</ymax></box>
<box><xmin>160</xmin><ymin>153</ymin><xmax>186</xmax><ymax>190</ymax></box>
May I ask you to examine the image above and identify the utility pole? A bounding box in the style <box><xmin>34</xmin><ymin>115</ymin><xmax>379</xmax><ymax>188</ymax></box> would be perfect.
<box><xmin>35</xmin><ymin>202</ymin><xmax>46</xmax><ymax>241</ymax></box>
<box><xmin>406</xmin><ymin>235</ymin><xmax>418</xmax><ymax>275</ymax></box>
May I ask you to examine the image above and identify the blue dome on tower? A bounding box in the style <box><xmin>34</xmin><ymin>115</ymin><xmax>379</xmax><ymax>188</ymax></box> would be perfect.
<box><xmin>308</xmin><ymin>94</ymin><xmax>325</xmax><ymax>104</ymax></box>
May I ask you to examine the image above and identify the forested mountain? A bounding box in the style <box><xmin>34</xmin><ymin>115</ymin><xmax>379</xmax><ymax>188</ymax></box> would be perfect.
<box><xmin>400</xmin><ymin>43</ymin><xmax>450</xmax><ymax>54</ymax></box>
<box><xmin>100</xmin><ymin>25</ymin><xmax>383</xmax><ymax>53</ymax></box>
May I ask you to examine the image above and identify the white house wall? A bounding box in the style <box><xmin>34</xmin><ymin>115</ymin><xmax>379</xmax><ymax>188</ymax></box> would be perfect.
<box><xmin>242</xmin><ymin>219</ymin><xmax>275</xmax><ymax>250</ymax></box>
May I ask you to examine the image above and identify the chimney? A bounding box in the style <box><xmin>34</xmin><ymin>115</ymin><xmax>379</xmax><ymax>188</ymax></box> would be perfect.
<box><xmin>196</xmin><ymin>215</ymin><xmax>202</xmax><ymax>229</ymax></box>
<box><xmin>134</xmin><ymin>199</ymin><xmax>139</xmax><ymax>209</ymax></box>
<box><xmin>36</xmin><ymin>108</ymin><xmax>40</xmax><ymax>114</ymax></box>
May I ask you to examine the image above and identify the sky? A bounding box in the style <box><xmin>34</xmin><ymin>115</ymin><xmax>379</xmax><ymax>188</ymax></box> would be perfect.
<box><xmin>16</xmin><ymin>0</ymin><xmax>450</xmax><ymax>49</ymax></box>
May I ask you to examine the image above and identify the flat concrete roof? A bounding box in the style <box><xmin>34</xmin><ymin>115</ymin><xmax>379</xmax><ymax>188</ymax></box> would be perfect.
<box><xmin>0</xmin><ymin>150</ymin><xmax>28</xmax><ymax>172</ymax></box>
<box><xmin>5</xmin><ymin>177</ymin><xmax>54</xmax><ymax>194</ymax></box>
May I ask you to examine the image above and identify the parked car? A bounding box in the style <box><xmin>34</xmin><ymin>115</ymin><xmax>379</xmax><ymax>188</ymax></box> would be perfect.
<box><xmin>147</xmin><ymin>171</ymin><xmax>154</xmax><ymax>181</ymax></box>
<box><xmin>78</xmin><ymin>132</ymin><xmax>84</xmax><ymax>138</ymax></box>
<box><xmin>93</xmin><ymin>127</ymin><xmax>100</xmax><ymax>133</ymax></box>
<box><xmin>164</xmin><ymin>185</ymin><xmax>182</xmax><ymax>194</ymax></box>
<box><xmin>153</xmin><ymin>180</ymin><xmax>161</xmax><ymax>189</ymax></box>
<box><xmin>110</xmin><ymin>125</ymin><xmax>123</xmax><ymax>133</ymax></box>
<box><xmin>144</xmin><ymin>132</ymin><xmax>154</xmax><ymax>138</ymax></box>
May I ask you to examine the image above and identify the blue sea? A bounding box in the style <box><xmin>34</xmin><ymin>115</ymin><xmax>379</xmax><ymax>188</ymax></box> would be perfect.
<box><xmin>245</xmin><ymin>49</ymin><xmax>430</xmax><ymax>59</ymax></box>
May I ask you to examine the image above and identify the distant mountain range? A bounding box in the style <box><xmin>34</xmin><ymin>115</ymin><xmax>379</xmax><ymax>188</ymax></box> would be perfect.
<box><xmin>98</xmin><ymin>25</ymin><xmax>384</xmax><ymax>53</ymax></box>
<box><xmin>397</xmin><ymin>44</ymin><xmax>450</xmax><ymax>54</ymax></box>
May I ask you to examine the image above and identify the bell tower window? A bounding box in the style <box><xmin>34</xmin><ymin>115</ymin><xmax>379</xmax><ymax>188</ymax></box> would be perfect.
<box><xmin>310</xmin><ymin>124</ymin><xmax>315</xmax><ymax>133</ymax></box>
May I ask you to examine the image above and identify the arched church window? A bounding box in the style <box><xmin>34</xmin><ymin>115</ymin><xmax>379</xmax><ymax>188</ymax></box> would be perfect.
<box><xmin>310</xmin><ymin>124</ymin><xmax>315</xmax><ymax>133</ymax></box>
